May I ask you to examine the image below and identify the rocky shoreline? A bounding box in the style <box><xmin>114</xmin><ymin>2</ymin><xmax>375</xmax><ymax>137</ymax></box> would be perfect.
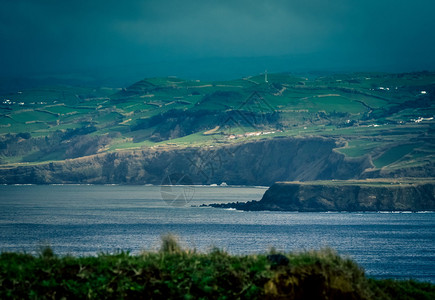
<box><xmin>207</xmin><ymin>179</ymin><xmax>435</xmax><ymax>212</ymax></box>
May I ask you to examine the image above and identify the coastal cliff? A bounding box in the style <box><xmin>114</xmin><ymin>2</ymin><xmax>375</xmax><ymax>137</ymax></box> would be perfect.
<box><xmin>210</xmin><ymin>179</ymin><xmax>435</xmax><ymax>211</ymax></box>
<box><xmin>0</xmin><ymin>137</ymin><xmax>372</xmax><ymax>185</ymax></box>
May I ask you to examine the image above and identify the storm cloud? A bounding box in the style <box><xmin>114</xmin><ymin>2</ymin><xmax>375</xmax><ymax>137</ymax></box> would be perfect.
<box><xmin>1</xmin><ymin>0</ymin><xmax>434</xmax><ymax>81</ymax></box>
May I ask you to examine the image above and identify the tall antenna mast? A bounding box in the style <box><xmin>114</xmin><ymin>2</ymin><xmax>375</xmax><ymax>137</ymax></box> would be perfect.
<box><xmin>265</xmin><ymin>70</ymin><xmax>268</xmax><ymax>83</ymax></box>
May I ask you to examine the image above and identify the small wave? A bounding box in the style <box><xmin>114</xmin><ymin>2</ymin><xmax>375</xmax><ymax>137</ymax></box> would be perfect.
<box><xmin>378</xmin><ymin>211</ymin><xmax>418</xmax><ymax>214</ymax></box>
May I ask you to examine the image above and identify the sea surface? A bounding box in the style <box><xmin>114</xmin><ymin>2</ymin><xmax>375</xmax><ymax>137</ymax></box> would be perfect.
<box><xmin>0</xmin><ymin>185</ymin><xmax>434</xmax><ymax>283</ymax></box>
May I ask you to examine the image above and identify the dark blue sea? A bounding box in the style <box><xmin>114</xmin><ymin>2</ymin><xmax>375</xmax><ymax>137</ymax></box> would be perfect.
<box><xmin>0</xmin><ymin>185</ymin><xmax>434</xmax><ymax>283</ymax></box>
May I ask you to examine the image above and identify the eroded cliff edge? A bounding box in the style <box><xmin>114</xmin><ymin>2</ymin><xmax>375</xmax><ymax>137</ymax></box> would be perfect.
<box><xmin>0</xmin><ymin>137</ymin><xmax>373</xmax><ymax>185</ymax></box>
<box><xmin>210</xmin><ymin>179</ymin><xmax>435</xmax><ymax>211</ymax></box>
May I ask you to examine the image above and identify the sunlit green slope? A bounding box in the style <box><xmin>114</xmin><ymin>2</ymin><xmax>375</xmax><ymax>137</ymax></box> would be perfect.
<box><xmin>0</xmin><ymin>72</ymin><xmax>434</xmax><ymax>173</ymax></box>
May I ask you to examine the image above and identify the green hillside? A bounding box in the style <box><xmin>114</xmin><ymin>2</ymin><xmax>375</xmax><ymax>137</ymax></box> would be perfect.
<box><xmin>0</xmin><ymin>72</ymin><xmax>434</xmax><ymax>173</ymax></box>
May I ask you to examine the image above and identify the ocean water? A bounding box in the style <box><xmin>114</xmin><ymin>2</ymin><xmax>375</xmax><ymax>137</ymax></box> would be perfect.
<box><xmin>0</xmin><ymin>185</ymin><xmax>434</xmax><ymax>283</ymax></box>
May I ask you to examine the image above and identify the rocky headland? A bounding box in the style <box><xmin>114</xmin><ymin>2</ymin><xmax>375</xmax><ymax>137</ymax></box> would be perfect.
<box><xmin>208</xmin><ymin>179</ymin><xmax>435</xmax><ymax>212</ymax></box>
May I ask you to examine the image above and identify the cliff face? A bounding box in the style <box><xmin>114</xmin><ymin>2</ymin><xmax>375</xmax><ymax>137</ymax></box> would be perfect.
<box><xmin>215</xmin><ymin>180</ymin><xmax>435</xmax><ymax>211</ymax></box>
<box><xmin>0</xmin><ymin>137</ymin><xmax>372</xmax><ymax>185</ymax></box>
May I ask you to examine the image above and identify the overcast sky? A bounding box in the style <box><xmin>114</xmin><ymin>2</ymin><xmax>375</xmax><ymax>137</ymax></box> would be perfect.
<box><xmin>1</xmin><ymin>0</ymin><xmax>435</xmax><ymax>82</ymax></box>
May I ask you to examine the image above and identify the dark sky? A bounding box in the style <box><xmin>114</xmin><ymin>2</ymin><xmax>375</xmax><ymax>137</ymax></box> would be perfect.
<box><xmin>1</xmin><ymin>0</ymin><xmax>435</xmax><ymax>82</ymax></box>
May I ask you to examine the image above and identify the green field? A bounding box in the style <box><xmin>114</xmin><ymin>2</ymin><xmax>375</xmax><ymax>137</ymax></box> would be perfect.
<box><xmin>373</xmin><ymin>143</ymin><xmax>421</xmax><ymax>168</ymax></box>
<box><xmin>0</xmin><ymin>71</ymin><xmax>434</xmax><ymax>170</ymax></box>
<box><xmin>336</xmin><ymin>139</ymin><xmax>386</xmax><ymax>158</ymax></box>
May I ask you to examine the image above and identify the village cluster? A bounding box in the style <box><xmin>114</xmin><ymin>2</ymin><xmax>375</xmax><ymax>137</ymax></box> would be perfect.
<box><xmin>2</xmin><ymin>99</ymin><xmax>24</xmax><ymax>106</ymax></box>
<box><xmin>227</xmin><ymin>130</ymin><xmax>278</xmax><ymax>139</ymax></box>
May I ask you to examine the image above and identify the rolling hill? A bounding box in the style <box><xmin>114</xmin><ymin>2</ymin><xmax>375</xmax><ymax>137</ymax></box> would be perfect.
<box><xmin>0</xmin><ymin>71</ymin><xmax>434</xmax><ymax>183</ymax></box>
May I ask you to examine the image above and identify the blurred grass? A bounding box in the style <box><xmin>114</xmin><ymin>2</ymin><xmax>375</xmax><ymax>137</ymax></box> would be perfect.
<box><xmin>1</xmin><ymin>234</ymin><xmax>433</xmax><ymax>299</ymax></box>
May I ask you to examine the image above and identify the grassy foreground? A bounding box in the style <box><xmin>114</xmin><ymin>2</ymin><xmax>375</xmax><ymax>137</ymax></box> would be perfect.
<box><xmin>1</xmin><ymin>236</ymin><xmax>434</xmax><ymax>300</ymax></box>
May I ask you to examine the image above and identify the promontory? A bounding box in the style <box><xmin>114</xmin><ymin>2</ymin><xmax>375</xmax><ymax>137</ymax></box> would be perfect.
<box><xmin>209</xmin><ymin>179</ymin><xmax>435</xmax><ymax>212</ymax></box>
